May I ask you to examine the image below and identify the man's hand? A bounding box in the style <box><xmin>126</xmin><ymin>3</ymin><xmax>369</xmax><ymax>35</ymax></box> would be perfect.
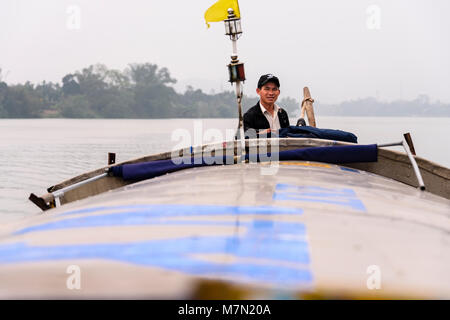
<box><xmin>258</xmin><ymin>128</ymin><xmax>272</xmax><ymax>135</ymax></box>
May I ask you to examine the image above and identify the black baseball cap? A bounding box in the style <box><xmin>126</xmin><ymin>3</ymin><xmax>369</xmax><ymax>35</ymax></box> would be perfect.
<box><xmin>257</xmin><ymin>74</ymin><xmax>280</xmax><ymax>89</ymax></box>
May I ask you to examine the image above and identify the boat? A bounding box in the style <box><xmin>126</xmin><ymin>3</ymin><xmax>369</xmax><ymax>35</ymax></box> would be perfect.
<box><xmin>0</xmin><ymin>135</ymin><xmax>447</xmax><ymax>299</ymax></box>
<box><xmin>1</xmin><ymin>6</ymin><xmax>449</xmax><ymax>300</ymax></box>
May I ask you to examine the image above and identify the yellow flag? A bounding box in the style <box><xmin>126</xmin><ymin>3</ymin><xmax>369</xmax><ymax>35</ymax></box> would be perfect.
<box><xmin>204</xmin><ymin>0</ymin><xmax>241</xmax><ymax>28</ymax></box>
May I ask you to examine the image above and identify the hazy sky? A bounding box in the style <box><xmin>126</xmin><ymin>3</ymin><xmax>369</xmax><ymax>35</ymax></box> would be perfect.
<box><xmin>1</xmin><ymin>0</ymin><xmax>449</xmax><ymax>104</ymax></box>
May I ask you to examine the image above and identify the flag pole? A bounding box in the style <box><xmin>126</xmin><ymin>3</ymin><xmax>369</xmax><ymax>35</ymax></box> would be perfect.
<box><xmin>224</xmin><ymin>8</ymin><xmax>246</xmax><ymax>161</ymax></box>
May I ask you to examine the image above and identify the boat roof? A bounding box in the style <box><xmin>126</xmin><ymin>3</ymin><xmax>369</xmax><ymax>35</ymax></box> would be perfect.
<box><xmin>2</xmin><ymin>160</ymin><xmax>450</xmax><ymax>298</ymax></box>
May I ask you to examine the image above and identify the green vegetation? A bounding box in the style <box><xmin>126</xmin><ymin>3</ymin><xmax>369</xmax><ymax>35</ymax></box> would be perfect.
<box><xmin>0</xmin><ymin>64</ymin><xmax>297</xmax><ymax>119</ymax></box>
<box><xmin>316</xmin><ymin>95</ymin><xmax>450</xmax><ymax>117</ymax></box>
<box><xmin>0</xmin><ymin>64</ymin><xmax>449</xmax><ymax>118</ymax></box>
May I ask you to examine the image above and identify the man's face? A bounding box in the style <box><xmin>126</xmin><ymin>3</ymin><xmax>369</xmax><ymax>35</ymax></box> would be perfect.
<box><xmin>256</xmin><ymin>82</ymin><xmax>280</xmax><ymax>106</ymax></box>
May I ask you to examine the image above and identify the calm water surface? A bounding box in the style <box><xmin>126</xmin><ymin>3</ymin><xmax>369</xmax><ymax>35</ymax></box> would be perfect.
<box><xmin>1</xmin><ymin>117</ymin><xmax>449</xmax><ymax>221</ymax></box>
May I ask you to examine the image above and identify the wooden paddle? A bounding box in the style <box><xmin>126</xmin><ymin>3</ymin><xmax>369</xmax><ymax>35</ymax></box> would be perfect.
<box><xmin>303</xmin><ymin>87</ymin><xmax>316</xmax><ymax>127</ymax></box>
<box><xmin>296</xmin><ymin>87</ymin><xmax>316</xmax><ymax>127</ymax></box>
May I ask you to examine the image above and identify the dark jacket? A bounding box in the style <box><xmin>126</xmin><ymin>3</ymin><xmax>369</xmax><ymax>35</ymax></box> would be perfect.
<box><xmin>243</xmin><ymin>102</ymin><xmax>290</xmax><ymax>133</ymax></box>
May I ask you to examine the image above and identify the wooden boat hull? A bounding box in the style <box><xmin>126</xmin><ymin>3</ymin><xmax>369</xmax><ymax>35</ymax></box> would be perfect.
<box><xmin>40</xmin><ymin>138</ymin><xmax>450</xmax><ymax>207</ymax></box>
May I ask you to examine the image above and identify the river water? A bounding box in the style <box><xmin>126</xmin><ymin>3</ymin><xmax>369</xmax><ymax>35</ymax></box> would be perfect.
<box><xmin>1</xmin><ymin>117</ymin><xmax>449</xmax><ymax>221</ymax></box>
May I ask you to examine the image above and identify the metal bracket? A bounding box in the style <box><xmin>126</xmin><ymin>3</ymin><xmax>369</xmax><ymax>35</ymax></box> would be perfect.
<box><xmin>28</xmin><ymin>193</ymin><xmax>52</xmax><ymax>211</ymax></box>
<box><xmin>108</xmin><ymin>152</ymin><xmax>116</xmax><ymax>165</ymax></box>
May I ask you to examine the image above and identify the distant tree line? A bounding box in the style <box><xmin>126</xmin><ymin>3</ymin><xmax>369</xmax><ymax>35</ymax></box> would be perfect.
<box><xmin>0</xmin><ymin>64</ymin><xmax>449</xmax><ymax>118</ymax></box>
<box><xmin>315</xmin><ymin>95</ymin><xmax>450</xmax><ymax>117</ymax></box>
<box><xmin>0</xmin><ymin>64</ymin><xmax>298</xmax><ymax>119</ymax></box>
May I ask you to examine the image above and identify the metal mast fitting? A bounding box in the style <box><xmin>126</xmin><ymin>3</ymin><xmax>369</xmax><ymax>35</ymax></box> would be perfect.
<box><xmin>224</xmin><ymin>8</ymin><xmax>246</xmax><ymax>160</ymax></box>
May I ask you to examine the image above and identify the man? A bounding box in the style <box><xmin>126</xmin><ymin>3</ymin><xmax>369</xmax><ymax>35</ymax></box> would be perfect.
<box><xmin>243</xmin><ymin>74</ymin><xmax>290</xmax><ymax>136</ymax></box>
